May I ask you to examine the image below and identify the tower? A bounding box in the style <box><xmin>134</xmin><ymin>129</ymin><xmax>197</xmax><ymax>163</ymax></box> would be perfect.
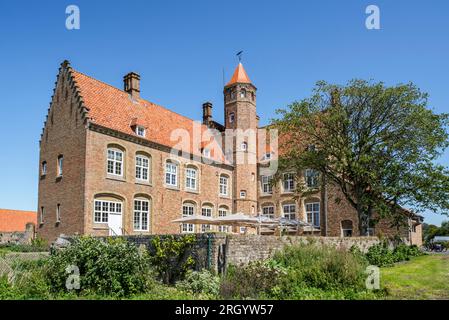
<box><xmin>224</xmin><ymin>63</ymin><xmax>258</xmax><ymax>216</ymax></box>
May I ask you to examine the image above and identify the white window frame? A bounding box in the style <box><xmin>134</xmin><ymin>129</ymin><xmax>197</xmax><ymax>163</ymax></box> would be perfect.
<box><xmin>41</xmin><ymin>161</ymin><xmax>47</xmax><ymax>176</ymax></box>
<box><xmin>219</xmin><ymin>175</ymin><xmax>229</xmax><ymax>196</ymax></box>
<box><xmin>134</xmin><ymin>199</ymin><xmax>150</xmax><ymax>231</ymax></box>
<box><xmin>94</xmin><ymin>199</ymin><xmax>122</xmax><ymax>224</ymax></box>
<box><xmin>262</xmin><ymin>205</ymin><xmax>275</xmax><ymax>219</ymax></box>
<box><xmin>261</xmin><ymin>175</ymin><xmax>273</xmax><ymax>194</ymax></box>
<box><xmin>283</xmin><ymin>204</ymin><xmax>296</xmax><ymax>220</ymax></box>
<box><xmin>201</xmin><ymin>205</ymin><xmax>213</xmax><ymax>233</ymax></box>
<box><xmin>240</xmin><ymin>190</ymin><xmax>246</xmax><ymax>199</ymax></box>
<box><xmin>241</xmin><ymin>142</ymin><xmax>247</xmax><ymax>151</ymax></box>
<box><xmin>181</xmin><ymin>203</ymin><xmax>195</xmax><ymax>233</ymax></box>
<box><xmin>57</xmin><ymin>155</ymin><xmax>63</xmax><ymax>177</ymax></box>
<box><xmin>305</xmin><ymin>202</ymin><xmax>320</xmax><ymax>228</ymax></box>
<box><xmin>165</xmin><ymin>162</ymin><xmax>178</xmax><ymax>187</ymax></box>
<box><xmin>56</xmin><ymin>204</ymin><xmax>61</xmax><ymax>223</ymax></box>
<box><xmin>185</xmin><ymin>167</ymin><xmax>198</xmax><ymax>190</ymax></box>
<box><xmin>218</xmin><ymin>207</ymin><xmax>229</xmax><ymax>233</ymax></box>
<box><xmin>305</xmin><ymin>169</ymin><xmax>319</xmax><ymax>188</ymax></box>
<box><xmin>107</xmin><ymin>148</ymin><xmax>123</xmax><ymax>176</ymax></box>
<box><xmin>135</xmin><ymin>155</ymin><xmax>150</xmax><ymax>182</ymax></box>
<box><xmin>283</xmin><ymin>173</ymin><xmax>295</xmax><ymax>192</ymax></box>
<box><xmin>136</xmin><ymin>126</ymin><xmax>146</xmax><ymax>137</ymax></box>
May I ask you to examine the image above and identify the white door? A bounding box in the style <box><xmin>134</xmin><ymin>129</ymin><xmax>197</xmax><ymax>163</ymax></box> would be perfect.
<box><xmin>108</xmin><ymin>211</ymin><xmax>123</xmax><ymax>236</ymax></box>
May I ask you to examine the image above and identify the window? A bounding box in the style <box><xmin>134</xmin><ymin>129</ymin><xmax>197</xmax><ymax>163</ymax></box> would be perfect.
<box><xmin>94</xmin><ymin>200</ymin><xmax>122</xmax><ymax>224</ymax></box>
<box><xmin>367</xmin><ymin>228</ymin><xmax>375</xmax><ymax>236</ymax></box>
<box><xmin>306</xmin><ymin>202</ymin><xmax>320</xmax><ymax>228</ymax></box>
<box><xmin>135</xmin><ymin>155</ymin><xmax>149</xmax><ymax>181</ymax></box>
<box><xmin>182</xmin><ymin>203</ymin><xmax>195</xmax><ymax>233</ymax></box>
<box><xmin>229</xmin><ymin>112</ymin><xmax>235</xmax><ymax>123</ymax></box>
<box><xmin>41</xmin><ymin>161</ymin><xmax>47</xmax><ymax>176</ymax></box>
<box><xmin>136</xmin><ymin>126</ymin><xmax>145</xmax><ymax>137</ymax></box>
<box><xmin>342</xmin><ymin>229</ymin><xmax>353</xmax><ymax>237</ymax></box>
<box><xmin>305</xmin><ymin>169</ymin><xmax>319</xmax><ymax>188</ymax></box>
<box><xmin>57</xmin><ymin>155</ymin><xmax>63</xmax><ymax>177</ymax></box>
<box><xmin>263</xmin><ymin>153</ymin><xmax>271</xmax><ymax>161</ymax></box>
<box><xmin>261</xmin><ymin>175</ymin><xmax>273</xmax><ymax>194</ymax></box>
<box><xmin>219</xmin><ymin>175</ymin><xmax>229</xmax><ymax>196</ymax></box>
<box><xmin>203</xmin><ymin>148</ymin><xmax>211</xmax><ymax>158</ymax></box>
<box><xmin>107</xmin><ymin>148</ymin><xmax>123</xmax><ymax>176</ymax></box>
<box><xmin>240</xmin><ymin>89</ymin><xmax>246</xmax><ymax>98</ymax></box>
<box><xmin>240</xmin><ymin>190</ymin><xmax>246</xmax><ymax>199</ymax></box>
<box><xmin>40</xmin><ymin>207</ymin><xmax>45</xmax><ymax>224</ymax></box>
<box><xmin>283</xmin><ymin>173</ymin><xmax>295</xmax><ymax>192</ymax></box>
<box><xmin>241</xmin><ymin>142</ymin><xmax>247</xmax><ymax>151</ymax></box>
<box><xmin>165</xmin><ymin>161</ymin><xmax>178</xmax><ymax>187</ymax></box>
<box><xmin>134</xmin><ymin>199</ymin><xmax>149</xmax><ymax>231</ymax></box>
<box><xmin>185</xmin><ymin>167</ymin><xmax>197</xmax><ymax>190</ymax></box>
<box><xmin>262</xmin><ymin>206</ymin><xmax>275</xmax><ymax>219</ymax></box>
<box><xmin>201</xmin><ymin>206</ymin><xmax>213</xmax><ymax>233</ymax></box>
<box><xmin>283</xmin><ymin>204</ymin><xmax>296</xmax><ymax>220</ymax></box>
<box><xmin>56</xmin><ymin>204</ymin><xmax>61</xmax><ymax>223</ymax></box>
<box><xmin>218</xmin><ymin>207</ymin><xmax>229</xmax><ymax>233</ymax></box>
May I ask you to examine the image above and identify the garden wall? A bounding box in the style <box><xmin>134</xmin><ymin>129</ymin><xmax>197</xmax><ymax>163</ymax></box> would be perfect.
<box><xmin>112</xmin><ymin>234</ymin><xmax>380</xmax><ymax>273</ymax></box>
<box><xmin>0</xmin><ymin>223</ymin><xmax>35</xmax><ymax>245</ymax></box>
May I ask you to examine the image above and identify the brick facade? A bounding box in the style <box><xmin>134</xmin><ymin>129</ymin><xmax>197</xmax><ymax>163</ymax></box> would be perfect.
<box><xmin>37</xmin><ymin>61</ymin><xmax>423</xmax><ymax>246</ymax></box>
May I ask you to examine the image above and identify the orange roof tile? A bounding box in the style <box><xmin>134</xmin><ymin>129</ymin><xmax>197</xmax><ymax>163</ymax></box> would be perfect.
<box><xmin>0</xmin><ymin>209</ymin><xmax>37</xmax><ymax>232</ymax></box>
<box><xmin>70</xmin><ymin>69</ymin><xmax>227</xmax><ymax>163</ymax></box>
<box><xmin>226</xmin><ymin>63</ymin><xmax>252</xmax><ymax>86</ymax></box>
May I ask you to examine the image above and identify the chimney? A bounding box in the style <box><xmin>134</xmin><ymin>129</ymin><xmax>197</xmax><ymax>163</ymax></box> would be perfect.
<box><xmin>124</xmin><ymin>72</ymin><xmax>140</xmax><ymax>99</ymax></box>
<box><xmin>202</xmin><ymin>102</ymin><xmax>213</xmax><ymax>126</ymax></box>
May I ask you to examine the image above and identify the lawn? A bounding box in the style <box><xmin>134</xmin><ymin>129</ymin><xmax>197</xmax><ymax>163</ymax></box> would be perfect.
<box><xmin>381</xmin><ymin>254</ymin><xmax>449</xmax><ymax>300</ymax></box>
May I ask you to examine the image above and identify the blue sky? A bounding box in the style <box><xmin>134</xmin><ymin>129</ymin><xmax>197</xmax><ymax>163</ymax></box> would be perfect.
<box><xmin>0</xmin><ymin>0</ymin><xmax>448</xmax><ymax>225</ymax></box>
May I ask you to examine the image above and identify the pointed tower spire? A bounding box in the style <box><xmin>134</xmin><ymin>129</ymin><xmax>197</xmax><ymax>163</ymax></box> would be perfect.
<box><xmin>226</xmin><ymin>63</ymin><xmax>252</xmax><ymax>86</ymax></box>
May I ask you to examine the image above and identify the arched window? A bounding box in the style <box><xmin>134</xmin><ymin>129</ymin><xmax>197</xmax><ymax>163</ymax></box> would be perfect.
<box><xmin>229</xmin><ymin>112</ymin><xmax>235</xmax><ymax>123</ymax></box>
<box><xmin>240</xmin><ymin>89</ymin><xmax>246</xmax><ymax>98</ymax></box>
<box><xmin>282</xmin><ymin>203</ymin><xmax>296</xmax><ymax>220</ymax></box>
<box><xmin>241</xmin><ymin>142</ymin><xmax>248</xmax><ymax>151</ymax></box>
<box><xmin>218</xmin><ymin>206</ymin><xmax>229</xmax><ymax>233</ymax></box>
<box><xmin>107</xmin><ymin>147</ymin><xmax>123</xmax><ymax>176</ymax></box>
<box><xmin>57</xmin><ymin>155</ymin><xmax>63</xmax><ymax>177</ymax></box>
<box><xmin>135</xmin><ymin>153</ymin><xmax>150</xmax><ymax>182</ymax></box>
<box><xmin>41</xmin><ymin>161</ymin><xmax>47</xmax><ymax>176</ymax></box>
<box><xmin>134</xmin><ymin>197</ymin><xmax>150</xmax><ymax>231</ymax></box>
<box><xmin>93</xmin><ymin>195</ymin><xmax>123</xmax><ymax>226</ymax></box>
<box><xmin>181</xmin><ymin>201</ymin><xmax>196</xmax><ymax>233</ymax></box>
<box><xmin>219</xmin><ymin>174</ymin><xmax>229</xmax><ymax>196</ymax></box>
<box><xmin>165</xmin><ymin>160</ymin><xmax>178</xmax><ymax>187</ymax></box>
<box><xmin>185</xmin><ymin>165</ymin><xmax>198</xmax><ymax>190</ymax></box>
<box><xmin>201</xmin><ymin>203</ymin><xmax>213</xmax><ymax>233</ymax></box>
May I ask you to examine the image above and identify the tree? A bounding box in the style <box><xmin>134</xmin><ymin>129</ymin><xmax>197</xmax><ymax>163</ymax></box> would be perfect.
<box><xmin>274</xmin><ymin>80</ymin><xmax>449</xmax><ymax>235</ymax></box>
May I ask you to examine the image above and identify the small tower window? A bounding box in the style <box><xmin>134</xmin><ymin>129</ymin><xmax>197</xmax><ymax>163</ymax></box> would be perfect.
<box><xmin>229</xmin><ymin>113</ymin><xmax>235</xmax><ymax>123</ymax></box>
<box><xmin>41</xmin><ymin>161</ymin><xmax>47</xmax><ymax>176</ymax></box>
<box><xmin>241</xmin><ymin>142</ymin><xmax>248</xmax><ymax>151</ymax></box>
<box><xmin>240</xmin><ymin>89</ymin><xmax>246</xmax><ymax>98</ymax></box>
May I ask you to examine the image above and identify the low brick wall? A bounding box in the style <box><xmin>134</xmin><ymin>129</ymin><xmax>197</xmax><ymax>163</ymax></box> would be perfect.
<box><xmin>0</xmin><ymin>223</ymin><xmax>35</xmax><ymax>245</ymax></box>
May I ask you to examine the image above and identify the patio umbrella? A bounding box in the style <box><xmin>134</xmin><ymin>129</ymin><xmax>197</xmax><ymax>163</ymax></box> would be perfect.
<box><xmin>171</xmin><ymin>215</ymin><xmax>217</xmax><ymax>225</ymax></box>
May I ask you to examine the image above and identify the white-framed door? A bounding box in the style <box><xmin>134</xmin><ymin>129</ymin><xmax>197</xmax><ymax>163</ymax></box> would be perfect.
<box><xmin>108</xmin><ymin>211</ymin><xmax>123</xmax><ymax>236</ymax></box>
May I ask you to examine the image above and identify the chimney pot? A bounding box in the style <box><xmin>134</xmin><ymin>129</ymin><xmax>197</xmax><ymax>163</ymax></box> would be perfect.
<box><xmin>124</xmin><ymin>72</ymin><xmax>140</xmax><ymax>99</ymax></box>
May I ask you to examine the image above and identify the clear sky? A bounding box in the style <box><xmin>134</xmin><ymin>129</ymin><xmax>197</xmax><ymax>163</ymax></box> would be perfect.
<box><xmin>0</xmin><ymin>0</ymin><xmax>448</xmax><ymax>226</ymax></box>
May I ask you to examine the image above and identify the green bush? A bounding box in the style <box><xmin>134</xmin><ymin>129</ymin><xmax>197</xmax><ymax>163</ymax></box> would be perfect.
<box><xmin>220</xmin><ymin>260</ymin><xmax>287</xmax><ymax>299</ymax></box>
<box><xmin>46</xmin><ymin>236</ymin><xmax>151</xmax><ymax>297</ymax></box>
<box><xmin>272</xmin><ymin>243</ymin><xmax>368</xmax><ymax>298</ymax></box>
<box><xmin>366</xmin><ymin>243</ymin><xmax>395</xmax><ymax>267</ymax></box>
<box><xmin>149</xmin><ymin>235</ymin><xmax>196</xmax><ymax>284</ymax></box>
<box><xmin>0</xmin><ymin>238</ymin><xmax>48</xmax><ymax>253</ymax></box>
<box><xmin>176</xmin><ymin>269</ymin><xmax>220</xmax><ymax>297</ymax></box>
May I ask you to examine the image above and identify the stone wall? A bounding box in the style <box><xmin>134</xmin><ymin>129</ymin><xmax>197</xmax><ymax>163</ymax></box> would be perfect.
<box><xmin>0</xmin><ymin>223</ymin><xmax>36</xmax><ymax>245</ymax></box>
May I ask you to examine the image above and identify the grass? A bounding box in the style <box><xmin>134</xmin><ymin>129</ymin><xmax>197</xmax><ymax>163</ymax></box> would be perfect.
<box><xmin>381</xmin><ymin>254</ymin><xmax>449</xmax><ymax>300</ymax></box>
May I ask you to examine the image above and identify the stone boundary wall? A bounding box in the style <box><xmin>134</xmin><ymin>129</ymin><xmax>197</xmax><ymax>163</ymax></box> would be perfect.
<box><xmin>0</xmin><ymin>223</ymin><xmax>35</xmax><ymax>245</ymax></box>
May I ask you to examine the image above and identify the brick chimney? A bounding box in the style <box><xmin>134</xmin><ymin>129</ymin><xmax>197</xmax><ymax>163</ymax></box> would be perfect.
<box><xmin>124</xmin><ymin>72</ymin><xmax>140</xmax><ymax>99</ymax></box>
<box><xmin>202</xmin><ymin>102</ymin><xmax>213</xmax><ymax>126</ymax></box>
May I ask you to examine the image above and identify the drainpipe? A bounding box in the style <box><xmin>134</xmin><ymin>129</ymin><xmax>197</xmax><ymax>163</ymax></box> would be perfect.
<box><xmin>324</xmin><ymin>178</ymin><xmax>328</xmax><ymax>237</ymax></box>
<box><xmin>207</xmin><ymin>234</ymin><xmax>212</xmax><ymax>270</ymax></box>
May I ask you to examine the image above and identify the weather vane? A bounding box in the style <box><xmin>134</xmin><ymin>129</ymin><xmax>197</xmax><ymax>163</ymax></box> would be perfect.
<box><xmin>236</xmin><ymin>50</ymin><xmax>243</xmax><ymax>62</ymax></box>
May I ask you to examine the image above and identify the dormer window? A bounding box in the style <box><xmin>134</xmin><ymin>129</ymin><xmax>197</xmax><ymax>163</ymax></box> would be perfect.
<box><xmin>136</xmin><ymin>126</ymin><xmax>145</xmax><ymax>137</ymax></box>
<box><xmin>203</xmin><ymin>148</ymin><xmax>211</xmax><ymax>158</ymax></box>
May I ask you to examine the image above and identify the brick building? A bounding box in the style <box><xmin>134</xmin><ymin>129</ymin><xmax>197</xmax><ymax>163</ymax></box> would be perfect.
<box><xmin>37</xmin><ymin>61</ymin><xmax>422</xmax><ymax>245</ymax></box>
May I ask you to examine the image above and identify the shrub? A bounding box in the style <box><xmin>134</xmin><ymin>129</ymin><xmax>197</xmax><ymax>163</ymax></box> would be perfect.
<box><xmin>176</xmin><ymin>269</ymin><xmax>220</xmax><ymax>297</ymax></box>
<box><xmin>219</xmin><ymin>260</ymin><xmax>287</xmax><ymax>299</ymax></box>
<box><xmin>366</xmin><ymin>242</ymin><xmax>395</xmax><ymax>267</ymax></box>
<box><xmin>272</xmin><ymin>243</ymin><xmax>368</xmax><ymax>298</ymax></box>
<box><xmin>149</xmin><ymin>235</ymin><xmax>196</xmax><ymax>284</ymax></box>
<box><xmin>0</xmin><ymin>239</ymin><xmax>48</xmax><ymax>253</ymax></box>
<box><xmin>46</xmin><ymin>236</ymin><xmax>151</xmax><ymax>297</ymax></box>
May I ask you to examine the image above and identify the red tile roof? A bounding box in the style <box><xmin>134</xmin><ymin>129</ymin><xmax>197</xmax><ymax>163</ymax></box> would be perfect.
<box><xmin>0</xmin><ymin>209</ymin><xmax>37</xmax><ymax>232</ymax></box>
<box><xmin>70</xmin><ymin>69</ymin><xmax>227</xmax><ymax>163</ymax></box>
<box><xmin>226</xmin><ymin>63</ymin><xmax>252</xmax><ymax>86</ymax></box>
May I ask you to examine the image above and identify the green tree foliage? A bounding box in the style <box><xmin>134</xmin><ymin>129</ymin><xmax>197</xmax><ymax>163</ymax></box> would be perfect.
<box><xmin>274</xmin><ymin>80</ymin><xmax>449</xmax><ymax>234</ymax></box>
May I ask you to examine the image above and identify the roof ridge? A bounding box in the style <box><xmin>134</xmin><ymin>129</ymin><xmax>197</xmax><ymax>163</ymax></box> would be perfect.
<box><xmin>72</xmin><ymin>69</ymin><xmax>209</xmax><ymax>127</ymax></box>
